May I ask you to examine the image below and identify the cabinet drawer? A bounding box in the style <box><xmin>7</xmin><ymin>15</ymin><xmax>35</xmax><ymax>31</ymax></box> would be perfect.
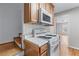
<box><xmin>41</xmin><ymin>51</ymin><xmax>48</xmax><ymax>56</ymax></box>
<box><xmin>40</xmin><ymin>43</ymin><xmax>48</xmax><ymax>54</ymax></box>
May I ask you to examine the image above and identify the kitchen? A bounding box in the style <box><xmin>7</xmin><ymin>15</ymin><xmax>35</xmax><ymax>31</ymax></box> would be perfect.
<box><xmin>0</xmin><ymin>3</ymin><xmax>79</xmax><ymax>56</ymax></box>
<box><xmin>23</xmin><ymin>3</ymin><xmax>59</xmax><ymax>56</ymax></box>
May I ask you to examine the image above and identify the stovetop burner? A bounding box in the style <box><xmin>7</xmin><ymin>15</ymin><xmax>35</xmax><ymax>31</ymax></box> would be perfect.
<box><xmin>37</xmin><ymin>36</ymin><xmax>52</xmax><ymax>39</ymax></box>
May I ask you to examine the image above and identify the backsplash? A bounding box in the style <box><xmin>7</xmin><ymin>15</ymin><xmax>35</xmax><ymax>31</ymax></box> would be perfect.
<box><xmin>23</xmin><ymin>23</ymin><xmax>56</xmax><ymax>35</ymax></box>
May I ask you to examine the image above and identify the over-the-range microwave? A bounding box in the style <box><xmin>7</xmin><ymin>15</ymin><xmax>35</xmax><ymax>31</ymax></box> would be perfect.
<box><xmin>38</xmin><ymin>8</ymin><xmax>53</xmax><ymax>25</ymax></box>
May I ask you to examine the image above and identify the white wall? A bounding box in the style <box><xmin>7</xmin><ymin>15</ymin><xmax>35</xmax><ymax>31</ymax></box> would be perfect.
<box><xmin>0</xmin><ymin>3</ymin><xmax>23</xmax><ymax>44</ymax></box>
<box><xmin>55</xmin><ymin>7</ymin><xmax>79</xmax><ymax>48</ymax></box>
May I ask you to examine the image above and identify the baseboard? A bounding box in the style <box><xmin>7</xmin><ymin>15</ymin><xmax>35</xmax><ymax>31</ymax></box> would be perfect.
<box><xmin>0</xmin><ymin>40</ymin><xmax>14</xmax><ymax>45</ymax></box>
<box><xmin>69</xmin><ymin>45</ymin><xmax>79</xmax><ymax>50</ymax></box>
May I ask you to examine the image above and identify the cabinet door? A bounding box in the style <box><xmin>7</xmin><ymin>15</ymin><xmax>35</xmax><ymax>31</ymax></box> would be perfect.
<box><xmin>39</xmin><ymin>3</ymin><xmax>45</xmax><ymax>9</ymax></box>
<box><xmin>31</xmin><ymin>3</ymin><xmax>39</xmax><ymax>22</ymax></box>
<box><xmin>50</xmin><ymin>4</ymin><xmax>54</xmax><ymax>14</ymax></box>
<box><xmin>49</xmin><ymin>4</ymin><xmax>55</xmax><ymax>26</ymax></box>
<box><xmin>24</xmin><ymin>3</ymin><xmax>31</xmax><ymax>23</ymax></box>
<box><xmin>24</xmin><ymin>40</ymin><xmax>39</xmax><ymax>56</ymax></box>
<box><xmin>36</xmin><ymin>3</ymin><xmax>40</xmax><ymax>21</ymax></box>
<box><xmin>40</xmin><ymin>43</ymin><xmax>48</xmax><ymax>54</ymax></box>
<box><xmin>45</xmin><ymin>3</ymin><xmax>51</xmax><ymax>13</ymax></box>
<box><xmin>45</xmin><ymin>4</ymin><xmax>54</xmax><ymax>14</ymax></box>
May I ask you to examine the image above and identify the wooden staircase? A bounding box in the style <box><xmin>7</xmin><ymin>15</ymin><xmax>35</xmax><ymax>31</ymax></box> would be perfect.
<box><xmin>14</xmin><ymin>33</ymin><xmax>22</xmax><ymax>49</ymax></box>
<box><xmin>0</xmin><ymin>33</ymin><xmax>24</xmax><ymax>56</ymax></box>
<box><xmin>13</xmin><ymin>33</ymin><xmax>24</xmax><ymax>56</ymax></box>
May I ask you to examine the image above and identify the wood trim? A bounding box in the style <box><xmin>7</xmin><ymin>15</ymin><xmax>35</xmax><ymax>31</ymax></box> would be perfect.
<box><xmin>0</xmin><ymin>41</ymin><xmax>14</xmax><ymax>45</ymax></box>
<box><xmin>69</xmin><ymin>46</ymin><xmax>79</xmax><ymax>51</ymax></box>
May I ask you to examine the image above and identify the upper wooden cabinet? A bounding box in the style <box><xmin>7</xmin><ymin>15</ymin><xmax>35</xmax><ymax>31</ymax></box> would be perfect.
<box><xmin>39</xmin><ymin>3</ymin><xmax>46</xmax><ymax>9</ymax></box>
<box><xmin>24</xmin><ymin>3</ymin><xmax>30</xmax><ymax>23</ymax></box>
<box><xmin>45</xmin><ymin>3</ymin><xmax>54</xmax><ymax>19</ymax></box>
<box><xmin>45</xmin><ymin>3</ymin><xmax>51</xmax><ymax>13</ymax></box>
<box><xmin>24</xmin><ymin>3</ymin><xmax>54</xmax><ymax>23</ymax></box>
<box><xmin>24</xmin><ymin>3</ymin><xmax>39</xmax><ymax>23</ymax></box>
<box><xmin>31</xmin><ymin>3</ymin><xmax>39</xmax><ymax>22</ymax></box>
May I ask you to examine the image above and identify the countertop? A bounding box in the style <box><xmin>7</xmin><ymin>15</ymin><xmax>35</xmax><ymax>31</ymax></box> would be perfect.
<box><xmin>24</xmin><ymin>35</ymin><xmax>48</xmax><ymax>47</ymax></box>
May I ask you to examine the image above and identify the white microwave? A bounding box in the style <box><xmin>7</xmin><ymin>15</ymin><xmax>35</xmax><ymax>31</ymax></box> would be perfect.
<box><xmin>38</xmin><ymin>8</ymin><xmax>53</xmax><ymax>25</ymax></box>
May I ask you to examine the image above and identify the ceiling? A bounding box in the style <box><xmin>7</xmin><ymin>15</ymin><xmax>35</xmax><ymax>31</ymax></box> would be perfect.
<box><xmin>53</xmin><ymin>3</ymin><xmax>79</xmax><ymax>13</ymax></box>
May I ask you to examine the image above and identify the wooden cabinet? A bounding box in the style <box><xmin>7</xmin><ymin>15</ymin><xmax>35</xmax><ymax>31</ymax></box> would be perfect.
<box><xmin>24</xmin><ymin>40</ymin><xmax>39</xmax><ymax>56</ymax></box>
<box><xmin>31</xmin><ymin>3</ymin><xmax>39</xmax><ymax>22</ymax></box>
<box><xmin>45</xmin><ymin>3</ymin><xmax>54</xmax><ymax>15</ymax></box>
<box><xmin>45</xmin><ymin>3</ymin><xmax>51</xmax><ymax>13</ymax></box>
<box><xmin>39</xmin><ymin>3</ymin><xmax>46</xmax><ymax>9</ymax></box>
<box><xmin>24</xmin><ymin>3</ymin><xmax>39</xmax><ymax>23</ymax></box>
<box><xmin>24</xmin><ymin>3</ymin><xmax>54</xmax><ymax>23</ymax></box>
<box><xmin>24</xmin><ymin>3</ymin><xmax>31</xmax><ymax>23</ymax></box>
<box><xmin>41</xmin><ymin>51</ymin><xmax>48</xmax><ymax>56</ymax></box>
<box><xmin>24</xmin><ymin>40</ymin><xmax>48</xmax><ymax>56</ymax></box>
<box><xmin>40</xmin><ymin>44</ymin><xmax>48</xmax><ymax>54</ymax></box>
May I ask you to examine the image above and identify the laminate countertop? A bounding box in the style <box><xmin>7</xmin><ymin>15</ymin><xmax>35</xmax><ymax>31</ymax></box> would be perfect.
<box><xmin>24</xmin><ymin>35</ymin><xmax>48</xmax><ymax>47</ymax></box>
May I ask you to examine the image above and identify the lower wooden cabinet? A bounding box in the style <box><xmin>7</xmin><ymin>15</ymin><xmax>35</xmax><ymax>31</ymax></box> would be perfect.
<box><xmin>24</xmin><ymin>40</ymin><xmax>48</xmax><ymax>56</ymax></box>
<box><xmin>41</xmin><ymin>51</ymin><xmax>48</xmax><ymax>56</ymax></box>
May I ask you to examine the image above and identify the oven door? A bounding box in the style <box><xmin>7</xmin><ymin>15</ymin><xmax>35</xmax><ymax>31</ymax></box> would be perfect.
<box><xmin>50</xmin><ymin>41</ymin><xmax>59</xmax><ymax>56</ymax></box>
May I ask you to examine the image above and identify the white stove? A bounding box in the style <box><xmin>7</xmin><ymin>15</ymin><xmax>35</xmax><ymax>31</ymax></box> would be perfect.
<box><xmin>31</xmin><ymin>28</ymin><xmax>59</xmax><ymax>56</ymax></box>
